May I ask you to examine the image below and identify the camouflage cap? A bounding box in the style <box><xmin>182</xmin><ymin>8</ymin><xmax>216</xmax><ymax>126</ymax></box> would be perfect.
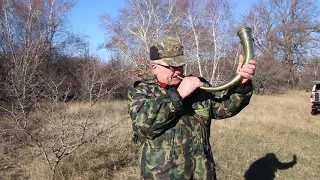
<box><xmin>149</xmin><ymin>37</ymin><xmax>190</xmax><ymax>67</ymax></box>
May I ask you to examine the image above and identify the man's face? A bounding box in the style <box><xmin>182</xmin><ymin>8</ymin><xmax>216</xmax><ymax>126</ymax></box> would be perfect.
<box><xmin>152</xmin><ymin>60</ymin><xmax>184</xmax><ymax>86</ymax></box>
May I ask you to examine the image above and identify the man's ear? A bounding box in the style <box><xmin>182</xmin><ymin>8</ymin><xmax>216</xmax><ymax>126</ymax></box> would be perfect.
<box><xmin>151</xmin><ymin>64</ymin><xmax>158</xmax><ymax>74</ymax></box>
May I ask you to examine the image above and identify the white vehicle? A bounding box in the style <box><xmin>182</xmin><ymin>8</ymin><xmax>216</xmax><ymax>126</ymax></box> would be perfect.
<box><xmin>310</xmin><ymin>81</ymin><xmax>320</xmax><ymax>115</ymax></box>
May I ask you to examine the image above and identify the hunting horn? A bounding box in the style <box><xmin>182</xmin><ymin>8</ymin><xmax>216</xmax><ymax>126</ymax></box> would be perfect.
<box><xmin>177</xmin><ymin>27</ymin><xmax>254</xmax><ymax>92</ymax></box>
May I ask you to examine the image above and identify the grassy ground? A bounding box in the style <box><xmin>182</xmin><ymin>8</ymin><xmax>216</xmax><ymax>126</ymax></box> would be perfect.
<box><xmin>0</xmin><ymin>91</ymin><xmax>319</xmax><ymax>179</ymax></box>
<box><xmin>211</xmin><ymin>91</ymin><xmax>320</xmax><ymax>179</ymax></box>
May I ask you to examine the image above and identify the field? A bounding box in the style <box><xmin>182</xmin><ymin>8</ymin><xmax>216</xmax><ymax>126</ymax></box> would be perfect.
<box><xmin>1</xmin><ymin>91</ymin><xmax>319</xmax><ymax>180</ymax></box>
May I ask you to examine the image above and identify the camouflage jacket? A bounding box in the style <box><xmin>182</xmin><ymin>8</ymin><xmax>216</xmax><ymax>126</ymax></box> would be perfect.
<box><xmin>127</xmin><ymin>76</ymin><xmax>253</xmax><ymax>180</ymax></box>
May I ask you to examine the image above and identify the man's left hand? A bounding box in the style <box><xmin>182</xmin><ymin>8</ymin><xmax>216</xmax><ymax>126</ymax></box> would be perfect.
<box><xmin>237</xmin><ymin>55</ymin><xmax>257</xmax><ymax>84</ymax></box>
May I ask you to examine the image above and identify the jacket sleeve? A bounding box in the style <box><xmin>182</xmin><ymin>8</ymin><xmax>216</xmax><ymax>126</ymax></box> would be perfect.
<box><xmin>127</xmin><ymin>82</ymin><xmax>183</xmax><ymax>140</ymax></box>
<box><xmin>210</xmin><ymin>81</ymin><xmax>253</xmax><ymax>119</ymax></box>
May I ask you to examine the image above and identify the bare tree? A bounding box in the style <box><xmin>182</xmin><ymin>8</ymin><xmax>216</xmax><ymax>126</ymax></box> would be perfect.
<box><xmin>242</xmin><ymin>0</ymin><xmax>320</xmax><ymax>89</ymax></box>
<box><xmin>0</xmin><ymin>1</ymin><xmax>120</xmax><ymax>179</ymax></box>
<box><xmin>101</xmin><ymin>0</ymin><xmax>241</xmax><ymax>85</ymax></box>
<box><xmin>101</xmin><ymin>0</ymin><xmax>181</xmax><ymax>79</ymax></box>
<box><xmin>0</xmin><ymin>0</ymin><xmax>74</xmax><ymax>119</ymax></box>
<box><xmin>178</xmin><ymin>0</ymin><xmax>236</xmax><ymax>83</ymax></box>
<box><xmin>76</xmin><ymin>57</ymin><xmax>121</xmax><ymax>102</ymax></box>
<box><xmin>178</xmin><ymin>0</ymin><xmax>208</xmax><ymax>77</ymax></box>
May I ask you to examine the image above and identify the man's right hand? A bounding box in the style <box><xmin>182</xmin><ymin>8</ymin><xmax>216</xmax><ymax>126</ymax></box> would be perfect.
<box><xmin>177</xmin><ymin>76</ymin><xmax>204</xmax><ymax>98</ymax></box>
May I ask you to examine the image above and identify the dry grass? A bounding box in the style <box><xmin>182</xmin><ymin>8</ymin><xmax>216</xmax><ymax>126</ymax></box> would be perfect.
<box><xmin>0</xmin><ymin>91</ymin><xmax>319</xmax><ymax>180</ymax></box>
<box><xmin>211</xmin><ymin>91</ymin><xmax>320</xmax><ymax>180</ymax></box>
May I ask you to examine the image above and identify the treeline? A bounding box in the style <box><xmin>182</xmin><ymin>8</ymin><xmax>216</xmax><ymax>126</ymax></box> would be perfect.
<box><xmin>0</xmin><ymin>0</ymin><xmax>319</xmax><ymax>113</ymax></box>
<box><xmin>1</xmin><ymin>0</ymin><xmax>320</xmax><ymax>108</ymax></box>
<box><xmin>102</xmin><ymin>0</ymin><xmax>320</xmax><ymax>93</ymax></box>
<box><xmin>0</xmin><ymin>0</ymin><xmax>130</xmax><ymax>110</ymax></box>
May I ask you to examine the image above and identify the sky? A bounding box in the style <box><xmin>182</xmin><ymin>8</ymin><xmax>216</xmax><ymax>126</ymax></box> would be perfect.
<box><xmin>68</xmin><ymin>0</ymin><xmax>255</xmax><ymax>61</ymax></box>
<box><xmin>68</xmin><ymin>1</ymin><xmax>126</xmax><ymax>60</ymax></box>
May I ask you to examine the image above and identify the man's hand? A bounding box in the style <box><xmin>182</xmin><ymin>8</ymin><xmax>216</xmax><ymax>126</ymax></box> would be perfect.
<box><xmin>237</xmin><ymin>55</ymin><xmax>257</xmax><ymax>84</ymax></box>
<box><xmin>177</xmin><ymin>76</ymin><xmax>204</xmax><ymax>99</ymax></box>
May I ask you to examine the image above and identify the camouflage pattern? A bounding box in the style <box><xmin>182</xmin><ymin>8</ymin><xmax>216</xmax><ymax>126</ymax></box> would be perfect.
<box><xmin>156</xmin><ymin>37</ymin><xmax>190</xmax><ymax>67</ymax></box>
<box><xmin>128</xmin><ymin>76</ymin><xmax>253</xmax><ymax>180</ymax></box>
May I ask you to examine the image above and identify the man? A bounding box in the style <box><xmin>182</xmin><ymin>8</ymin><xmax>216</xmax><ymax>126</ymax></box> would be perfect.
<box><xmin>128</xmin><ymin>37</ymin><xmax>256</xmax><ymax>180</ymax></box>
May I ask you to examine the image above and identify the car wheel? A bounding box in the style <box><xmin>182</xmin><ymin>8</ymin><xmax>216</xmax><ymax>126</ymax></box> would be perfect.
<box><xmin>311</xmin><ymin>110</ymin><xmax>317</xmax><ymax>115</ymax></box>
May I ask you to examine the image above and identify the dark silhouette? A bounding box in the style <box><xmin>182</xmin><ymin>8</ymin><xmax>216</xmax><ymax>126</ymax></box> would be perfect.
<box><xmin>244</xmin><ymin>153</ymin><xmax>297</xmax><ymax>180</ymax></box>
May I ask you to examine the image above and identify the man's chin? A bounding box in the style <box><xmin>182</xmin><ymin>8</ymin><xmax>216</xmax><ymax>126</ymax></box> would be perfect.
<box><xmin>170</xmin><ymin>78</ymin><xmax>181</xmax><ymax>85</ymax></box>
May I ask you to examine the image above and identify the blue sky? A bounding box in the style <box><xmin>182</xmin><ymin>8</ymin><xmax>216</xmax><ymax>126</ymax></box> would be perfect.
<box><xmin>68</xmin><ymin>0</ymin><xmax>254</xmax><ymax>61</ymax></box>
<box><xmin>68</xmin><ymin>1</ymin><xmax>126</xmax><ymax>60</ymax></box>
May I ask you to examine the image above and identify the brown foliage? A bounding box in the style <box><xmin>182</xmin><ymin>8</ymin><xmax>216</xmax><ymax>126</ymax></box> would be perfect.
<box><xmin>254</xmin><ymin>56</ymin><xmax>293</xmax><ymax>94</ymax></box>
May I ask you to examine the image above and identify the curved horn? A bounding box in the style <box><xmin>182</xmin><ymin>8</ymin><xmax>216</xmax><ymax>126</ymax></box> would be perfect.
<box><xmin>178</xmin><ymin>27</ymin><xmax>254</xmax><ymax>92</ymax></box>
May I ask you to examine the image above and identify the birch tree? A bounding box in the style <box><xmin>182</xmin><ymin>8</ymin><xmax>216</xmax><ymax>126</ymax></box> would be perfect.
<box><xmin>101</xmin><ymin>0</ymin><xmax>239</xmax><ymax>84</ymax></box>
<box><xmin>0</xmin><ymin>1</ymin><xmax>117</xmax><ymax>179</ymax></box>
<box><xmin>101</xmin><ymin>0</ymin><xmax>181</xmax><ymax>78</ymax></box>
